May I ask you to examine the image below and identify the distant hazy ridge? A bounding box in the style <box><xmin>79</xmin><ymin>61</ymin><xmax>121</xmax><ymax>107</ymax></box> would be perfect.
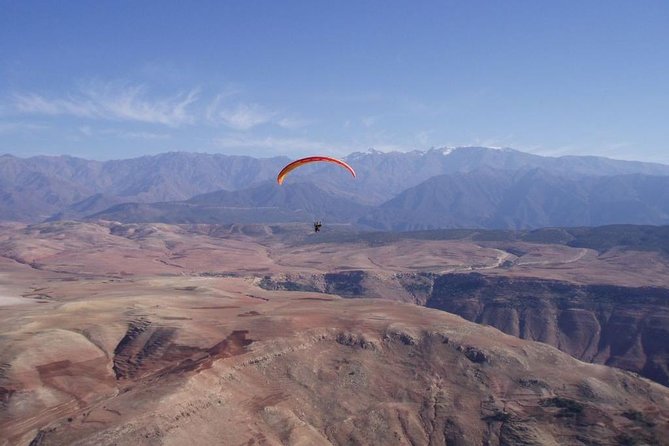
<box><xmin>2</xmin><ymin>147</ymin><xmax>669</xmax><ymax>228</ymax></box>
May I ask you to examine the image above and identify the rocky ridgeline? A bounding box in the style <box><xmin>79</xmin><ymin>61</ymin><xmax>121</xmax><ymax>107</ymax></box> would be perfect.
<box><xmin>258</xmin><ymin>271</ymin><xmax>669</xmax><ymax>387</ymax></box>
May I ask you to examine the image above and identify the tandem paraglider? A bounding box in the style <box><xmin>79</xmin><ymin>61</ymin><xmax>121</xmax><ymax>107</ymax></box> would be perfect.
<box><xmin>277</xmin><ymin>156</ymin><xmax>356</xmax><ymax>233</ymax></box>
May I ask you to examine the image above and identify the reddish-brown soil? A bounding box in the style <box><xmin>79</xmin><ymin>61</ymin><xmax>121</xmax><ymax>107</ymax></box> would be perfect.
<box><xmin>1</xmin><ymin>221</ymin><xmax>668</xmax><ymax>445</ymax></box>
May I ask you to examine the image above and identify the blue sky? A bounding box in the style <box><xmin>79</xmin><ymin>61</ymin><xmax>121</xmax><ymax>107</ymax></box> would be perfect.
<box><xmin>1</xmin><ymin>1</ymin><xmax>668</xmax><ymax>163</ymax></box>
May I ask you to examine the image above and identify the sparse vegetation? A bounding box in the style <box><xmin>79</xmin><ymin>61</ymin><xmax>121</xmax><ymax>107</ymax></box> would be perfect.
<box><xmin>540</xmin><ymin>397</ymin><xmax>584</xmax><ymax>416</ymax></box>
<box><xmin>622</xmin><ymin>410</ymin><xmax>656</xmax><ymax>427</ymax></box>
<box><xmin>483</xmin><ymin>411</ymin><xmax>511</xmax><ymax>422</ymax></box>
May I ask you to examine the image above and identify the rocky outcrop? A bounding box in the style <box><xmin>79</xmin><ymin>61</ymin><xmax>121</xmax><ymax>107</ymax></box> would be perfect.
<box><xmin>15</xmin><ymin>307</ymin><xmax>669</xmax><ymax>446</ymax></box>
<box><xmin>259</xmin><ymin>271</ymin><xmax>669</xmax><ymax>387</ymax></box>
<box><xmin>260</xmin><ymin>271</ymin><xmax>435</xmax><ymax>304</ymax></box>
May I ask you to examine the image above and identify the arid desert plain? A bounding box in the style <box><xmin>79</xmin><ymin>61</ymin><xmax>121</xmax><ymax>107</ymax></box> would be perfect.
<box><xmin>1</xmin><ymin>221</ymin><xmax>669</xmax><ymax>445</ymax></box>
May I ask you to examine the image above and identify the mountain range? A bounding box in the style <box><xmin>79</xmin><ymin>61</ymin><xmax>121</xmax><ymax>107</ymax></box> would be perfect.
<box><xmin>3</xmin><ymin>147</ymin><xmax>669</xmax><ymax>229</ymax></box>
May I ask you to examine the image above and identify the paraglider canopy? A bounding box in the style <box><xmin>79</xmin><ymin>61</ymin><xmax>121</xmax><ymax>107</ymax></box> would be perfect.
<box><xmin>276</xmin><ymin>156</ymin><xmax>356</xmax><ymax>185</ymax></box>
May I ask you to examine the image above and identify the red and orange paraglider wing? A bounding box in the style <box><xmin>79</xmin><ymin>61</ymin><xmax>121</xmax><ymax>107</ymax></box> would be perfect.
<box><xmin>276</xmin><ymin>156</ymin><xmax>356</xmax><ymax>185</ymax></box>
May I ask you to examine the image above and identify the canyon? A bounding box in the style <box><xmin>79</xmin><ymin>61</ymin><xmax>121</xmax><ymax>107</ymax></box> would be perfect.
<box><xmin>1</xmin><ymin>221</ymin><xmax>668</xmax><ymax>445</ymax></box>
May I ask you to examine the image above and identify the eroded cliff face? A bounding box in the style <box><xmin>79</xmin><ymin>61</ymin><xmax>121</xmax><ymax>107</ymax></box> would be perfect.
<box><xmin>427</xmin><ymin>274</ymin><xmax>669</xmax><ymax>387</ymax></box>
<box><xmin>259</xmin><ymin>272</ymin><xmax>669</xmax><ymax>387</ymax></box>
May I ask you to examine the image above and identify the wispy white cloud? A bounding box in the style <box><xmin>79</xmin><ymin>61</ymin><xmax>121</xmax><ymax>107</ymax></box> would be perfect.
<box><xmin>15</xmin><ymin>94</ymin><xmax>95</xmax><ymax>117</ymax></box>
<box><xmin>77</xmin><ymin>125</ymin><xmax>170</xmax><ymax>140</ymax></box>
<box><xmin>206</xmin><ymin>99</ymin><xmax>308</xmax><ymax>131</ymax></box>
<box><xmin>212</xmin><ymin>103</ymin><xmax>276</xmax><ymax>130</ymax></box>
<box><xmin>361</xmin><ymin>143</ymin><xmax>412</xmax><ymax>153</ymax></box>
<box><xmin>465</xmin><ymin>134</ymin><xmax>518</xmax><ymax>150</ymax></box>
<box><xmin>14</xmin><ymin>83</ymin><xmax>199</xmax><ymax>126</ymax></box>
<box><xmin>0</xmin><ymin>121</ymin><xmax>49</xmax><ymax>134</ymax></box>
<box><xmin>10</xmin><ymin>81</ymin><xmax>309</xmax><ymax>136</ymax></box>
<box><xmin>215</xmin><ymin>133</ymin><xmax>421</xmax><ymax>157</ymax></box>
<box><xmin>528</xmin><ymin>141</ymin><xmax>642</xmax><ymax>161</ymax></box>
<box><xmin>215</xmin><ymin>134</ymin><xmax>337</xmax><ymax>155</ymax></box>
<box><xmin>527</xmin><ymin>144</ymin><xmax>581</xmax><ymax>157</ymax></box>
<box><xmin>204</xmin><ymin>89</ymin><xmax>244</xmax><ymax>121</ymax></box>
<box><xmin>118</xmin><ymin>130</ymin><xmax>171</xmax><ymax>140</ymax></box>
<box><xmin>277</xmin><ymin>116</ymin><xmax>312</xmax><ymax>129</ymax></box>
